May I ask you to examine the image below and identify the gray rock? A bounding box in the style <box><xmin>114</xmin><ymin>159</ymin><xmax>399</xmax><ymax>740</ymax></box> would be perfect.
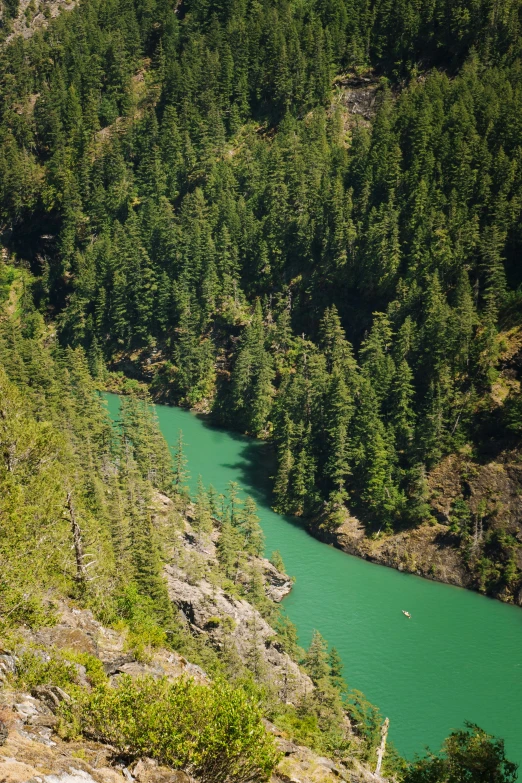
<box><xmin>165</xmin><ymin>564</ymin><xmax>312</xmax><ymax>702</ymax></box>
<box><xmin>31</xmin><ymin>686</ymin><xmax>70</xmax><ymax>713</ymax></box>
<box><xmin>35</xmin><ymin>769</ymin><xmax>98</xmax><ymax>783</ymax></box>
<box><xmin>14</xmin><ymin>697</ymin><xmax>42</xmax><ymax>721</ymax></box>
<box><xmin>262</xmin><ymin>560</ymin><xmax>293</xmax><ymax>602</ymax></box>
<box><xmin>131</xmin><ymin>759</ymin><xmax>190</xmax><ymax>783</ymax></box>
<box><xmin>0</xmin><ymin>718</ymin><xmax>8</xmax><ymax>745</ymax></box>
<box><xmin>0</xmin><ymin>653</ymin><xmax>17</xmax><ymax>683</ymax></box>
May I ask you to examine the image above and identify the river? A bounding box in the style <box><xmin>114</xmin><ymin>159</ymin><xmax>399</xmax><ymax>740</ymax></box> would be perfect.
<box><xmin>105</xmin><ymin>394</ymin><xmax>522</xmax><ymax>769</ymax></box>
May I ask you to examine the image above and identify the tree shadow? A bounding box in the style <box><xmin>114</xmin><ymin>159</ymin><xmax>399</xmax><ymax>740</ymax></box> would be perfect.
<box><xmin>193</xmin><ymin>413</ymin><xmax>309</xmax><ymax>535</ymax></box>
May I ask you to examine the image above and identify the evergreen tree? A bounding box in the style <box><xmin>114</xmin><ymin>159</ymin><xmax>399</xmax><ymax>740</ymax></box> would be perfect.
<box><xmin>304</xmin><ymin>630</ymin><xmax>330</xmax><ymax>684</ymax></box>
<box><xmin>328</xmin><ymin>647</ymin><xmax>346</xmax><ymax>692</ymax></box>
<box><xmin>241</xmin><ymin>496</ymin><xmax>264</xmax><ymax>557</ymax></box>
<box><xmin>193</xmin><ymin>476</ymin><xmax>213</xmax><ymax>535</ymax></box>
<box><xmin>173</xmin><ymin>430</ymin><xmax>190</xmax><ymax>496</ymax></box>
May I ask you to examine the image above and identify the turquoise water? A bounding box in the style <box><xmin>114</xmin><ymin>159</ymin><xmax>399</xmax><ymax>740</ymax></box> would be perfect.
<box><xmin>105</xmin><ymin>394</ymin><xmax>522</xmax><ymax>769</ymax></box>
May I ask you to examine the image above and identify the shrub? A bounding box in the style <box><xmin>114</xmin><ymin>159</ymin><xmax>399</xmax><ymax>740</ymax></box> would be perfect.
<box><xmin>64</xmin><ymin>675</ymin><xmax>280</xmax><ymax>783</ymax></box>
<box><xmin>14</xmin><ymin>649</ymin><xmax>107</xmax><ymax>691</ymax></box>
<box><xmin>15</xmin><ymin>650</ymin><xmax>80</xmax><ymax>691</ymax></box>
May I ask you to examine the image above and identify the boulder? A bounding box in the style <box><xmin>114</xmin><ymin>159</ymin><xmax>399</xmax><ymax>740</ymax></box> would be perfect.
<box><xmin>262</xmin><ymin>561</ymin><xmax>293</xmax><ymax>603</ymax></box>
<box><xmin>0</xmin><ymin>758</ymin><xmax>39</xmax><ymax>782</ymax></box>
<box><xmin>34</xmin><ymin>627</ymin><xmax>97</xmax><ymax>657</ymax></box>
<box><xmin>131</xmin><ymin>758</ymin><xmax>191</xmax><ymax>783</ymax></box>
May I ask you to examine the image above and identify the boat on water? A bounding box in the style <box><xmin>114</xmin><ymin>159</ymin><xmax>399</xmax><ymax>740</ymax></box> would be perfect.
<box><xmin>402</xmin><ymin>610</ymin><xmax>411</xmax><ymax>619</ymax></box>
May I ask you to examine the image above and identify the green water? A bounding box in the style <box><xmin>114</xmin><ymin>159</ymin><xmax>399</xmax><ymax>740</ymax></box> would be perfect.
<box><xmin>105</xmin><ymin>394</ymin><xmax>522</xmax><ymax>768</ymax></box>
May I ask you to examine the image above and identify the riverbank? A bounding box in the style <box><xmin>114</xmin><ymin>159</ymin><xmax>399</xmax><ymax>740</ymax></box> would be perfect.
<box><xmin>0</xmin><ymin>488</ymin><xmax>392</xmax><ymax>783</ymax></box>
<box><xmin>103</xmin><ymin>392</ymin><xmax>522</xmax><ymax>766</ymax></box>
<box><xmin>308</xmin><ymin>446</ymin><xmax>522</xmax><ymax>609</ymax></box>
<box><xmin>308</xmin><ymin>512</ymin><xmax>469</xmax><ymax>591</ymax></box>
<box><xmin>102</xmin><ymin>369</ymin><xmax>522</xmax><ymax>608</ymax></box>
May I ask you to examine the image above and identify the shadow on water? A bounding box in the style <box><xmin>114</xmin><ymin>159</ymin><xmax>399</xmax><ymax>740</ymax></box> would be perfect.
<box><xmin>193</xmin><ymin>413</ymin><xmax>310</xmax><ymax>537</ymax></box>
<box><xmin>105</xmin><ymin>392</ymin><xmax>522</xmax><ymax>768</ymax></box>
<box><xmin>193</xmin><ymin>414</ymin><xmax>275</xmax><ymax>495</ymax></box>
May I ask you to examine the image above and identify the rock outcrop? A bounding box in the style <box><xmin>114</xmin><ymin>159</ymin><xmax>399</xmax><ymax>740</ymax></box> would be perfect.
<box><xmin>309</xmin><ymin>512</ymin><xmax>469</xmax><ymax>589</ymax></box>
<box><xmin>309</xmin><ymin>443</ymin><xmax>522</xmax><ymax>605</ymax></box>
<box><xmin>166</xmin><ymin>562</ymin><xmax>312</xmax><ymax>701</ymax></box>
<box><xmin>0</xmin><ymin>491</ymin><xmax>389</xmax><ymax>783</ymax></box>
<box><xmin>0</xmin><ymin>603</ymin><xmax>384</xmax><ymax>783</ymax></box>
<box><xmin>3</xmin><ymin>0</ymin><xmax>79</xmax><ymax>45</ymax></box>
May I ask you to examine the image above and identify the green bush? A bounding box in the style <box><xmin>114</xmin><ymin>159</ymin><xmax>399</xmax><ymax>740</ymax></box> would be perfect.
<box><xmin>15</xmin><ymin>650</ymin><xmax>80</xmax><ymax>691</ymax></box>
<box><xmin>64</xmin><ymin>675</ymin><xmax>280</xmax><ymax>783</ymax></box>
<box><xmin>404</xmin><ymin>722</ymin><xmax>517</xmax><ymax>782</ymax></box>
<box><xmin>14</xmin><ymin>649</ymin><xmax>108</xmax><ymax>691</ymax></box>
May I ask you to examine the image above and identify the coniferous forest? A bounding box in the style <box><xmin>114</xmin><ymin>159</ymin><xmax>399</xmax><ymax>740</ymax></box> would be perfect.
<box><xmin>1</xmin><ymin>1</ymin><xmax>522</xmax><ymax>582</ymax></box>
<box><xmin>0</xmin><ymin>0</ymin><xmax>522</xmax><ymax>780</ymax></box>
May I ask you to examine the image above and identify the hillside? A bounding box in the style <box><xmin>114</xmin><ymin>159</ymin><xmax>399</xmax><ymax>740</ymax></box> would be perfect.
<box><xmin>1</xmin><ymin>0</ymin><xmax>521</xmax><ymax>604</ymax></box>
<box><xmin>0</xmin><ymin>271</ymin><xmax>397</xmax><ymax>782</ymax></box>
<box><xmin>0</xmin><ymin>269</ymin><xmax>519</xmax><ymax>781</ymax></box>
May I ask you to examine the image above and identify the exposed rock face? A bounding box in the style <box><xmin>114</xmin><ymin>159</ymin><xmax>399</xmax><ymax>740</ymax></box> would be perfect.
<box><xmin>0</xmin><ymin>698</ymin><xmax>382</xmax><ymax>783</ymax></box>
<box><xmin>309</xmin><ymin>444</ymin><xmax>522</xmax><ymax>605</ymax></box>
<box><xmin>34</xmin><ymin>627</ymin><xmax>98</xmax><ymax>657</ymax></box>
<box><xmin>156</xmin><ymin>492</ymin><xmax>304</xmax><ymax>697</ymax></box>
<box><xmin>310</xmin><ymin>513</ymin><xmax>469</xmax><ymax>588</ymax></box>
<box><xmin>131</xmin><ymin>758</ymin><xmax>191</xmax><ymax>783</ymax></box>
<box><xmin>0</xmin><ymin>654</ymin><xmax>17</xmax><ymax>686</ymax></box>
<box><xmin>336</xmin><ymin>75</ymin><xmax>380</xmax><ymax>121</ymax></box>
<box><xmin>3</xmin><ymin>0</ymin><xmax>79</xmax><ymax>45</ymax></box>
<box><xmin>263</xmin><ymin>561</ymin><xmax>294</xmax><ymax>603</ymax></box>
<box><xmin>165</xmin><ymin>563</ymin><xmax>312</xmax><ymax>701</ymax></box>
<box><xmin>0</xmin><ymin>491</ymin><xmax>386</xmax><ymax>783</ymax></box>
<box><xmin>267</xmin><ymin>722</ymin><xmax>385</xmax><ymax>783</ymax></box>
<box><xmin>0</xmin><ymin>606</ymin><xmax>383</xmax><ymax>783</ymax></box>
<box><xmin>13</xmin><ymin>601</ymin><xmax>208</xmax><ymax>687</ymax></box>
<box><xmin>0</xmin><ymin>708</ymin><xmax>128</xmax><ymax>783</ymax></box>
<box><xmin>429</xmin><ymin>451</ymin><xmax>522</xmax><ymax>537</ymax></box>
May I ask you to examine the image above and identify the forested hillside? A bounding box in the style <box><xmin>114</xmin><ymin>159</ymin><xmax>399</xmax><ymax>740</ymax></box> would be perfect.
<box><xmin>0</xmin><ymin>0</ymin><xmax>521</xmax><ymax>598</ymax></box>
<box><xmin>0</xmin><ymin>265</ymin><xmax>518</xmax><ymax>783</ymax></box>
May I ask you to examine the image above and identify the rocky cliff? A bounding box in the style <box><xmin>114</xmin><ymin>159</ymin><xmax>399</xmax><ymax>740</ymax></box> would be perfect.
<box><xmin>0</xmin><ymin>492</ymin><xmax>391</xmax><ymax>783</ymax></box>
<box><xmin>0</xmin><ymin>602</ymin><xmax>386</xmax><ymax>783</ymax></box>
<box><xmin>309</xmin><ymin>444</ymin><xmax>522</xmax><ymax>605</ymax></box>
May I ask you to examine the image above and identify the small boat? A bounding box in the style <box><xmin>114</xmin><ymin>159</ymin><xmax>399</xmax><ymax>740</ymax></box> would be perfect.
<box><xmin>402</xmin><ymin>610</ymin><xmax>411</xmax><ymax>619</ymax></box>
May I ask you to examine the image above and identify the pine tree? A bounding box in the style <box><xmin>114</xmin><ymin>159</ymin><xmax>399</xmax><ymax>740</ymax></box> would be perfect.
<box><xmin>173</xmin><ymin>430</ymin><xmax>190</xmax><ymax>496</ymax></box>
<box><xmin>227</xmin><ymin>481</ymin><xmax>243</xmax><ymax>527</ymax></box>
<box><xmin>217</xmin><ymin>520</ymin><xmax>243</xmax><ymax>581</ymax></box>
<box><xmin>304</xmin><ymin>630</ymin><xmax>330</xmax><ymax>684</ymax></box>
<box><xmin>270</xmin><ymin>550</ymin><xmax>286</xmax><ymax>573</ymax></box>
<box><xmin>193</xmin><ymin>476</ymin><xmax>213</xmax><ymax>535</ymax></box>
<box><xmin>231</xmin><ymin>300</ymin><xmax>274</xmax><ymax>435</ymax></box>
<box><xmin>324</xmin><ymin>370</ymin><xmax>353</xmax><ymax>502</ymax></box>
<box><xmin>389</xmin><ymin>359</ymin><xmax>415</xmax><ymax>451</ymax></box>
<box><xmin>328</xmin><ymin>647</ymin><xmax>346</xmax><ymax>692</ymax></box>
<box><xmin>241</xmin><ymin>496</ymin><xmax>264</xmax><ymax>557</ymax></box>
<box><xmin>360</xmin><ymin>312</ymin><xmax>395</xmax><ymax>404</ymax></box>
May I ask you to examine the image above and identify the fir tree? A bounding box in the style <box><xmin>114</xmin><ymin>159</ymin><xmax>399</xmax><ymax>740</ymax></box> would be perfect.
<box><xmin>241</xmin><ymin>496</ymin><xmax>264</xmax><ymax>557</ymax></box>
<box><xmin>173</xmin><ymin>430</ymin><xmax>190</xmax><ymax>496</ymax></box>
<box><xmin>304</xmin><ymin>630</ymin><xmax>330</xmax><ymax>684</ymax></box>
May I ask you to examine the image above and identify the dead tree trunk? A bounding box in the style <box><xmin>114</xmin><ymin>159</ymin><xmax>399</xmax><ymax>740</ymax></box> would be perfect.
<box><xmin>375</xmin><ymin>717</ymin><xmax>389</xmax><ymax>776</ymax></box>
<box><xmin>66</xmin><ymin>492</ymin><xmax>86</xmax><ymax>590</ymax></box>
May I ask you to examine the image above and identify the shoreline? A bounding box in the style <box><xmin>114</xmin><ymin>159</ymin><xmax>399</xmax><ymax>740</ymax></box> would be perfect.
<box><xmin>306</xmin><ymin>512</ymin><xmax>522</xmax><ymax>609</ymax></box>
<box><xmin>103</xmin><ymin>386</ymin><xmax>522</xmax><ymax>610</ymax></box>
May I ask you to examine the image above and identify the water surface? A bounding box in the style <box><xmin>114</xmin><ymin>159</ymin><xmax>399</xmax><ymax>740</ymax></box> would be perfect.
<box><xmin>105</xmin><ymin>394</ymin><xmax>522</xmax><ymax>768</ymax></box>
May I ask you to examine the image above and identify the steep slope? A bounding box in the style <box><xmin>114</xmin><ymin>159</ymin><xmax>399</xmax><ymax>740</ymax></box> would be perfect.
<box><xmin>0</xmin><ymin>274</ymin><xmax>403</xmax><ymax>782</ymax></box>
<box><xmin>1</xmin><ymin>0</ymin><xmax>521</xmax><ymax>604</ymax></box>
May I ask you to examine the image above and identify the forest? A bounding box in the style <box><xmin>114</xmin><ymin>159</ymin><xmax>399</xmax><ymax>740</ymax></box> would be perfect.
<box><xmin>0</xmin><ymin>0</ymin><xmax>521</xmax><ymax>777</ymax></box>
<box><xmin>0</xmin><ymin>263</ymin><xmax>518</xmax><ymax>782</ymax></box>
<box><xmin>1</xmin><ymin>0</ymin><xmax>521</xmax><ymax>552</ymax></box>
